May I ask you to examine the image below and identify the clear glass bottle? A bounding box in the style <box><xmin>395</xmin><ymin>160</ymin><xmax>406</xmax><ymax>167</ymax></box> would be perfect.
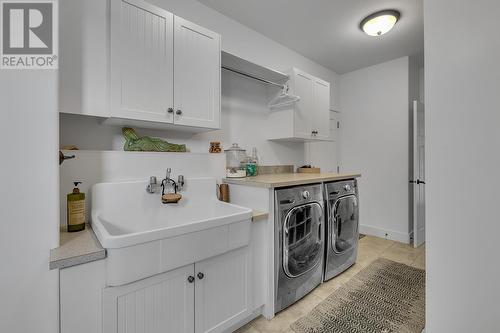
<box><xmin>246</xmin><ymin>147</ymin><xmax>259</xmax><ymax>176</ymax></box>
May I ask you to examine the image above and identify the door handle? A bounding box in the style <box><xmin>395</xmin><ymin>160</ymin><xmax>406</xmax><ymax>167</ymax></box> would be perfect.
<box><xmin>416</xmin><ymin>179</ymin><xmax>426</xmax><ymax>184</ymax></box>
<box><xmin>197</xmin><ymin>272</ymin><xmax>204</xmax><ymax>280</ymax></box>
<box><xmin>280</xmin><ymin>199</ymin><xmax>295</xmax><ymax>205</ymax></box>
<box><xmin>176</xmin><ymin>109</ymin><xmax>182</xmax><ymax>115</ymax></box>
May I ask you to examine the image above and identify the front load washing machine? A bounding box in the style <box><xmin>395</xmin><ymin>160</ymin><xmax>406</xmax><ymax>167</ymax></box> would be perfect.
<box><xmin>274</xmin><ymin>184</ymin><xmax>324</xmax><ymax>313</ymax></box>
<box><xmin>324</xmin><ymin>179</ymin><xmax>359</xmax><ymax>281</ymax></box>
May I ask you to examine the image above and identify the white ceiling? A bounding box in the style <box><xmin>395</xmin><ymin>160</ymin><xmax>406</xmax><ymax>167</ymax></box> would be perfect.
<box><xmin>197</xmin><ymin>0</ymin><xmax>423</xmax><ymax>74</ymax></box>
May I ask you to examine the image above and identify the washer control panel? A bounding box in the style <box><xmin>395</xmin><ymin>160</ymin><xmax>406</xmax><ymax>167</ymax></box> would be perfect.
<box><xmin>326</xmin><ymin>179</ymin><xmax>357</xmax><ymax>198</ymax></box>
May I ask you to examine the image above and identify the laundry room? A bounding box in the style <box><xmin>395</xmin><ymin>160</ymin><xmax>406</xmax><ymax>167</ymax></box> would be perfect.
<box><xmin>2</xmin><ymin>0</ymin><xmax>499</xmax><ymax>333</ymax></box>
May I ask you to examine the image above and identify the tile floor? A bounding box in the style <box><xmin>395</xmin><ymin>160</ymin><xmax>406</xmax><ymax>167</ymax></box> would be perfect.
<box><xmin>235</xmin><ymin>235</ymin><xmax>426</xmax><ymax>333</ymax></box>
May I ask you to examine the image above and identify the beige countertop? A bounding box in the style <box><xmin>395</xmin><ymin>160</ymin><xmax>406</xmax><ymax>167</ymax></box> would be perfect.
<box><xmin>224</xmin><ymin>172</ymin><xmax>361</xmax><ymax>188</ymax></box>
<box><xmin>252</xmin><ymin>210</ymin><xmax>269</xmax><ymax>222</ymax></box>
<box><xmin>49</xmin><ymin>224</ymin><xmax>106</xmax><ymax>270</ymax></box>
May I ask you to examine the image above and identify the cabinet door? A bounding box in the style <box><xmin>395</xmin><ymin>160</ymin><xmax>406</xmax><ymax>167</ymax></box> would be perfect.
<box><xmin>292</xmin><ymin>69</ymin><xmax>314</xmax><ymax>138</ymax></box>
<box><xmin>103</xmin><ymin>264</ymin><xmax>195</xmax><ymax>333</ymax></box>
<box><xmin>312</xmin><ymin>78</ymin><xmax>331</xmax><ymax>140</ymax></box>
<box><xmin>110</xmin><ymin>0</ymin><xmax>174</xmax><ymax>123</ymax></box>
<box><xmin>195</xmin><ymin>247</ymin><xmax>251</xmax><ymax>333</ymax></box>
<box><xmin>174</xmin><ymin>16</ymin><xmax>221</xmax><ymax>129</ymax></box>
<box><xmin>329</xmin><ymin>111</ymin><xmax>340</xmax><ymax>142</ymax></box>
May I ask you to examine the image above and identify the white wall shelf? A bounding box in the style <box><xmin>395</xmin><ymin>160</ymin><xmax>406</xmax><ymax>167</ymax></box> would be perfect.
<box><xmin>221</xmin><ymin>51</ymin><xmax>289</xmax><ymax>88</ymax></box>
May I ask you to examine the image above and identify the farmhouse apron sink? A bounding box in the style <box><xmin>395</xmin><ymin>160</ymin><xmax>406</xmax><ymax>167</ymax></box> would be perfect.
<box><xmin>91</xmin><ymin>178</ymin><xmax>252</xmax><ymax>286</ymax></box>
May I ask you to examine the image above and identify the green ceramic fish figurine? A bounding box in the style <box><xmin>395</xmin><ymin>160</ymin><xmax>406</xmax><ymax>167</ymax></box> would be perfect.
<box><xmin>122</xmin><ymin>127</ymin><xmax>187</xmax><ymax>152</ymax></box>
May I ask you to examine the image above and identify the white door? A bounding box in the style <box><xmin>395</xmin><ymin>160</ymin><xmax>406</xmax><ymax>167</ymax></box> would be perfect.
<box><xmin>412</xmin><ymin>100</ymin><xmax>426</xmax><ymax>247</ymax></box>
<box><xmin>293</xmin><ymin>69</ymin><xmax>314</xmax><ymax>139</ymax></box>
<box><xmin>103</xmin><ymin>264</ymin><xmax>195</xmax><ymax>333</ymax></box>
<box><xmin>311</xmin><ymin>78</ymin><xmax>331</xmax><ymax>140</ymax></box>
<box><xmin>110</xmin><ymin>0</ymin><xmax>174</xmax><ymax>123</ymax></box>
<box><xmin>173</xmin><ymin>16</ymin><xmax>221</xmax><ymax>129</ymax></box>
<box><xmin>194</xmin><ymin>247</ymin><xmax>251</xmax><ymax>333</ymax></box>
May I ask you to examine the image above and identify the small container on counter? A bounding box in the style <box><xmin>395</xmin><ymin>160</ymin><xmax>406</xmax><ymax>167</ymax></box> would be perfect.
<box><xmin>225</xmin><ymin>143</ymin><xmax>247</xmax><ymax>178</ymax></box>
<box><xmin>209</xmin><ymin>141</ymin><xmax>222</xmax><ymax>153</ymax></box>
<box><xmin>67</xmin><ymin>181</ymin><xmax>86</xmax><ymax>232</ymax></box>
<box><xmin>245</xmin><ymin>157</ymin><xmax>257</xmax><ymax>177</ymax></box>
<box><xmin>246</xmin><ymin>147</ymin><xmax>259</xmax><ymax>176</ymax></box>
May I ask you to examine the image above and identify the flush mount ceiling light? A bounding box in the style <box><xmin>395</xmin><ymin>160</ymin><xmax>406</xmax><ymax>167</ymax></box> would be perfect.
<box><xmin>360</xmin><ymin>10</ymin><xmax>400</xmax><ymax>36</ymax></box>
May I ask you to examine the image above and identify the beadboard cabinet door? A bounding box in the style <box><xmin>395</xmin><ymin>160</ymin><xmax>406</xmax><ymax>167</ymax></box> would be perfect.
<box><xmin>110</xmin><ymin>0</ymin><xmax>175</xmax><ymax>124</ymax></box>
<box><xmin>311</xmin><ymin>77</ymin><xmax>331</xmax><ymax>140</ymax></box>
<box><xmin>293</xmin><ymin>69</ymin><xmax>315</xmax><ymax>139</ymax></box>
<box><xmin>103</xmin><ymin>264</ymin><xmax>195</xmax><ymax>333</ymax></box>
<box><xmin>194</xmin><ymin>247</ymin><xmax>251</xmax><ymax>333</ymax></box>
<box><xmin>173</xmin><ymin>16</ymin><xmax>221</xmax><ymax>129</ymax></box>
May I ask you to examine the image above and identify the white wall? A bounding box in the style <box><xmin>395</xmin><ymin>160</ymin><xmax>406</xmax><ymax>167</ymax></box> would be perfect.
<box><xmin>339</xmin><ymin>57</ymin><xmax>411</xmax><ymax>242</ymax></box>
<box><xmin>59</xmin><ymin>151</ymin><xmax>226</xmax><ymax>226</ymax></box>
<box><xmin>60</xmin><ymin>0</ymin><xmax>340</xmax><ymax>169</ymax></box>
<box><xmin>425</xmin><ymin>0</ymin><xmax>500</xmax><ymax>331</ymax></box>
<box><xmin>0</xmin><ymin>72</ymin><xmax>59</xmax><ymax>331</ymax></box>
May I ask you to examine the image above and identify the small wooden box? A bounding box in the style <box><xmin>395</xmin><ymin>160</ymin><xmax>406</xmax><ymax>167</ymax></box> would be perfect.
<box><xmin>297</xmin><ymin>167</ymin><xmax>321</xmax><ymax>173</ymax></box>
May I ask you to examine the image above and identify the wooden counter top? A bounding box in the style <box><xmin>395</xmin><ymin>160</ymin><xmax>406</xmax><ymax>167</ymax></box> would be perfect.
<box><xmin>224</xmin><ymin>172</ymin><xmax>361</xmax><ymax>188</ymax></box>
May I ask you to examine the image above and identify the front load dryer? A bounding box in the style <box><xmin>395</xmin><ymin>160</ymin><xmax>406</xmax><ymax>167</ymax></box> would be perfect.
<box><xmin>324</xmin><ymin>179</ymin><xmax>359</xmax><ymax>281</ymax></box>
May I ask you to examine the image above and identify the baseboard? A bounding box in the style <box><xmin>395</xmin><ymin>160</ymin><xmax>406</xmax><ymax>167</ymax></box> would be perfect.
<box><xmin>225</xmin><ymin>306</ymin><xmax>263</xmax><ymax>332</ymax></box>
<box><xmin>359</xmin><ymin>224</ymin><xmax>411</xmax><ymax>244</ymax></box>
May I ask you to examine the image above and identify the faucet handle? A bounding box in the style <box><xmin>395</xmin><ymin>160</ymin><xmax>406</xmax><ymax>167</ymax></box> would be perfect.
<box><xmin>177</xmin><ymin>175</ymin><xmax>185</xmax><ymax>191</ymax></box>
<box><xmin>146</xmin><ymin>176</ymin><xmax>158</xmax><ymax>193</ymax></box>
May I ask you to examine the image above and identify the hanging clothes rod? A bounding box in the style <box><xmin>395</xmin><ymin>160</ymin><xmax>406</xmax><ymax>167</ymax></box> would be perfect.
<box><xmin>222</xmin><ymin>66</ymin><xmax>286</xmax><ymax>89</ymax></box>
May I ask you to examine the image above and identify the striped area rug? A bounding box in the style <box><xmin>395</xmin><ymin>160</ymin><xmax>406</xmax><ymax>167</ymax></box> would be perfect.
<box><xmin>291</xmin><ymin>258</ymin><xmax>425</xmax><ymax>333</ymax></box>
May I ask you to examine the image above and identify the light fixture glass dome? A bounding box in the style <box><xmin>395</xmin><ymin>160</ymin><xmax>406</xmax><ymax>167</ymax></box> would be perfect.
<box><xmin>360</xmin><ymin>10</ymin><xmax>400</xmax><ymax>36</ymax></box>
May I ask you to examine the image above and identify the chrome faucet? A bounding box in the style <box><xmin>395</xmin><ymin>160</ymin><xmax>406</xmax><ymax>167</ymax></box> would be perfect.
<box><xmin>146</xmin><ymin>169</ymin><xmax>185</xmax><ymax>195</ymax></box>
<box><xmin>160</xmin><ymin>168</ymin><xmax>185</xmax><ymax>195</ymax></box>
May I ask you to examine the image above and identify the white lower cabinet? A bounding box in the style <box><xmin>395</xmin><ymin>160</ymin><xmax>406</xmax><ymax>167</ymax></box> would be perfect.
<box><xmin>103</xmin><ymin>264</ymin><xmax>195</xmax><ymax>333</ymax></box>
<box><xmin>103</xmin><ymin>247</ymin><xmax>251</xmax><ymax>333</ymax></box>
<box><xmin>195</xmin><ymin>247</ymin><xmax>252</xmax><ymax>333</ymax></box>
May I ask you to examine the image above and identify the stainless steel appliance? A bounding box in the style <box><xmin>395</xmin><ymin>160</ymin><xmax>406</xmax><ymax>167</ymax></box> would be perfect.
<box><xmin>324</xmin><ymin>179</ymin><xmax>359</xmax><ymax>281</ymax></box>
<box><xmin>275</xmin><ymin>184</ymin><xmax>324</xmax><ymax>313</ymax></box>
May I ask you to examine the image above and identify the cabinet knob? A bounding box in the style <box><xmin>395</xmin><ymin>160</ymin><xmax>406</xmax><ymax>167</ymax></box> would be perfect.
<box><xmin>197</xmin><ymin>272</ymin><xmax>204</xmax><ymax>280</ymax></box>
<box><xmin>167</xmin><ymin>108</ymin><xmax>174</xmax><ymax>114</ymax></box>
<box><xmin>187</xmin><ymin>276</ymin><xmax>195</xmax><ymax>283</ymax></box>
<box><xmin>176</xmin><ymin>109</ymin><xmax>182</xmax><ymax>115</ymax></box>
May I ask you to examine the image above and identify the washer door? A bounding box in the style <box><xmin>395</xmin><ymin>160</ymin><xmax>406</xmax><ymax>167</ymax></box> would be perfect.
<box><xmin>331</xmin><ymin>195</ymin><xmax>358</xmax><ymax>254</ymax></box>
<box><xmin>282</xmin><ymin>202</ymin><xmax>323</xmax><ymax>278</ymax></box>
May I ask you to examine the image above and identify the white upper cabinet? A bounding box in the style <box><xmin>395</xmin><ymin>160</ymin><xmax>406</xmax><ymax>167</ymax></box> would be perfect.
<box><xmin>293</xmin><ymin>69</ymin><xmax>315</xmax><ymax>138</ymax></box>
<box><xmin>59</xmin><ymin>0</ymin><xmax>221</xmax><ymax>131</ymax></box>
<box><xmin>268</xmin><ymin>68</ymin><xmax>331</xmax><ymax>141</ymax></box>
<box><xmin>312</xmin><ymin>77</ymin><xmax>331</xmax><ymax>140</ymax></box>
<box><xmin>174</xmin><ymin>17</ymin><xmax>221</xmax><ymax>129</ymax></box>
<box><xmin>110</xmin><ymin>0</ymin><xmax>174</xmax><ymax>124</ymax></box>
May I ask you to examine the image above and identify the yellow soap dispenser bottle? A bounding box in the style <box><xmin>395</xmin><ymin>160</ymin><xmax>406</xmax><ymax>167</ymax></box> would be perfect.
<box><xmin>67</xmin><ymin>181</ymin><xmax>86</xmax><ymax>232</ymax></box>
